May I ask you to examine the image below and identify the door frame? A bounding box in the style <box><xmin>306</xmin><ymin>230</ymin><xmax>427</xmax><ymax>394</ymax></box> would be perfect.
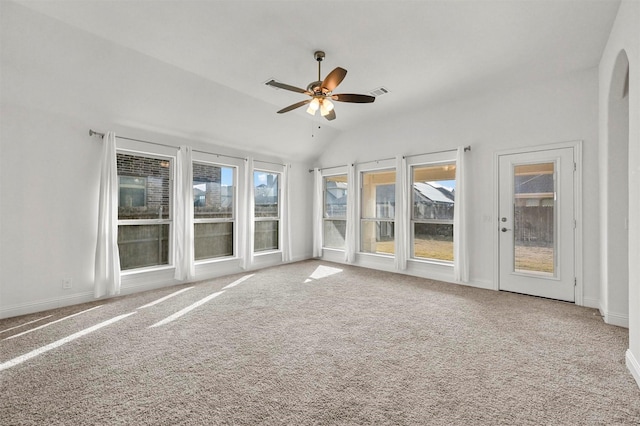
<box><xmin>493</xmin><ymin>140</ymin><xmax>583</xmax><ymax>305</ymax></box>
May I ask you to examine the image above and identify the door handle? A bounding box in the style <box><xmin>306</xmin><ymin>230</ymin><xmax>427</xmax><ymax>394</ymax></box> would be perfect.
<box><xmin>501</xmin><ymin>227</ymin><xmax>511</xmax><ymax>232</ymax></box>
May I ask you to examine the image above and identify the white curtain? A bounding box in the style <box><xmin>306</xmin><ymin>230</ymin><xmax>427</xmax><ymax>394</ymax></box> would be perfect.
<box><xmin>312</xmin><ymin>168</ymin><xmax>323</xmax><ymax>258</ymax></box>
<box><xmin>395</xmin><ymin>155</ymin><xmax>409</xmax><ymax>270</ymax></box>
<box><xmin>94</xmin><ymin>131</ymin><xmax>121</xmax><ymax>298</ymax></box>
<box><xmin>281</xmin><ymin>164</ymin><xmax>293</xmax><ymax>262</ymax></box>
<box><xmin>453</xmin><ymin>146</ymin><xmax>469</xmax><ymax>282</ymax></box>
<box><xmin>344</xmin><ymin>163</ymin><xmax>357</xmax><ymax>263</ymax></box>
<box><xmin>240</xmin><ymin>157</ymin><xmax>254</xmax><ymax>270</ymax></box>
<box><xmin>174</xmin><ymin>146</ymin><xmax>195</xmax><ymax>281</ymax></box>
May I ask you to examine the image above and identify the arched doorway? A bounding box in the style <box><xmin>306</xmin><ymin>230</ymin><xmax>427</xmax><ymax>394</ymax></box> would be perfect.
<box><xmin>603</xmin><ymin>50</ymin><xmax>630</xmax><ymax>327</ymax></box>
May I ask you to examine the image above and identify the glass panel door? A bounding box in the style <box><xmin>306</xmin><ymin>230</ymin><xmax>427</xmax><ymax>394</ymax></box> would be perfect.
<box><xmin>498</xmin><ymin>147</ymin><xmax>575</xmax><ymax>302</ymax></box>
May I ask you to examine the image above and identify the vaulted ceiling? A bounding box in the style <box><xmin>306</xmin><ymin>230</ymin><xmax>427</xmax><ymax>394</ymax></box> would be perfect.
<box><xmin>13</xmin><ymin>0</ymin><xmax>620</xmax><ymax>162</ymax></box>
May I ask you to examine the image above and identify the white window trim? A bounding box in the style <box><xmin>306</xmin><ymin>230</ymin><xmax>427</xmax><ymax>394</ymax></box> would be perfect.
<box><xmin>406</xmin><ymin>151</ymin><xmax>457</xmax><ymax>265</ymax></box>
<box><xmin>191</xmin><ymin>154</ymin><xmax>242</xmax><ymax>264</ymax></box>
<box><xmin>322</xmin><ymin>169</ymin><xmax>349</xmax><ymax>251</ymax></box>
<box><xmin>356</xmin><ymin>159</ymin><xmax>397</xmax><ymax>257</ymax></box>
<box><xmin>253</xmin><ymin>166</ymin><xmax>282</xmax><ymax>255</ymax></box>
<box><xmin>116</xmin><ymin>145</ymin><xmax>176</xmax><ymax>273</ymax></box>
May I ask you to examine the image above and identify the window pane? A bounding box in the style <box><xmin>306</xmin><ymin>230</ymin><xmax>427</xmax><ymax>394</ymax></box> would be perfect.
<box><xmin>324</xmin><ymin>175</ymin><xmax>347</xmax><ymax>218</ymax></box>
<box><xmin>412</xmin><ymin>164</ymin><xmax>455</xmax><ymax>220</ymax></box>
<box><xmin>254</xmin><ymin>171</ymin><xmax>279</xmax><ymax>218</ymax></box>
<box><xmin>117</xmin><ymin>153</ymin><xmax>171</xmax><ymax>220</ymax></box>
<box><xmin>413</xmin><ymin>223</ymin><xmax>453</xmax><ymax>261</ymax></box>
<box><xmin>255</xmin><ymin>220</ymin><xmax>278</xmax><ymax>251</ymax></box>
<box><xmin>118</xmin><ymin>224</ymin><xmax>169</xmax><ymax>270</ymax></box>
<box><xmin>361</xmin><ymin>170</ymin><xmax>395</xmax><ymax>219</ymax></box>
<box><xmin>514</xmin><ymin>163</ymin><xmax>555</xmax><ymax>275</ymax></box>
<box><xmin>361</xmin><ymin>220</ymin><xmax>395</xmax><ymax>254</ymax></box>
<box><xmin>194</xmin><ymin>222</ymin><xmax>233</xmax><ymax>260</ymax></box>
<box><xmin>193</xmin><ymin>163</ymin><xmax>234</xmax><ymax>219</ymax></box>
<box><xmin>324</xmin><ymin>219</ymin><xmax>346</xmax><ymax>249</ymax></box>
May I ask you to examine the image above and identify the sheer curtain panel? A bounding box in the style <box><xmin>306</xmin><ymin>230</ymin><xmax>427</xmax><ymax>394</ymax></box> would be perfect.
<box><xmin>453</xmin><ymin>146</ymin><xmax>469</xmax><ymax>282</ymax></box>
<box><xmin>395</xmin><ymin>155</ymin><xmax>409</xmax><ymax>270</ymax></box>
<box><xmin>344</xmin><ymin>163</ymin><xmax>357</xmax><ymax>263</ymax></box>
<box><xmin>94</xmin><ymin>131</ymin><xmax>121</xmax><ymax>298</ymax></box>
<box><xmin>281</xmin><ymin>164</ymin><xmax>293</xmax><ymax>262</ymax></box>
<box><xmin>174</xmin><ymin>146</ymin><xmax>195</xmax><ymax>281</ymax></box>
<box><xmin>312</xmin><ymin>168</ymin><xmax>323</xmax><ymax>257</ymax></box>
<box><xmin>240</xmin><ymin>157</ymin><xmax>254</xmax><ymax>270</ymax></box>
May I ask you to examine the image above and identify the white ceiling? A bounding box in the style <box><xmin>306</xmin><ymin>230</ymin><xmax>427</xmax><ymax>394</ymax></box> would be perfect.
<box><xmin>14</xmin><ymin>0</ymin><xmax>620</xmax><ymax>161</ymax></box>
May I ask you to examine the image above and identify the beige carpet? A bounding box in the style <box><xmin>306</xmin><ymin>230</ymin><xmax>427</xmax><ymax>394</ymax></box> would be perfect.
<box><xmin>1</xmin><ymin>260</ymin><xmax>639</xmax><ymax>425</ymax></box>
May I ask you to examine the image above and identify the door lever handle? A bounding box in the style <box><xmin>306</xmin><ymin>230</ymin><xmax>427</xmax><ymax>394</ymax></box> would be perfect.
<box><xmin>501</xmin><ymin>227</ymin><xmax>511</xmax><ymax>232</ymax></box>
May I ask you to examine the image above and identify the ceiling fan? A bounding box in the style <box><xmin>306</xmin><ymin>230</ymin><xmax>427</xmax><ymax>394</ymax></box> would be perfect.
<box><xmin>266</xmin><ymin>51</ymin><xmax>375</xmax><ymax>121</ymax></box>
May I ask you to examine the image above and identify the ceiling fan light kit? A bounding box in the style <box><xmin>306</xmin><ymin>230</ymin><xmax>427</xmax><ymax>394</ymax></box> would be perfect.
<box><xmin>266</xmin><ymin>50</ymin><xmax>375</xmax><ymax>121</ymax></box>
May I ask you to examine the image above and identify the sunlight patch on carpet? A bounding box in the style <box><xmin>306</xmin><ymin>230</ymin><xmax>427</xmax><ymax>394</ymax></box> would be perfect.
<box><xmin>0</xmin><ymin>315</ymin><xmax>53</xmax><ymax>335</ymax></box>
<box><xmin>222</xmin><ymin>274</ymin><xmax>255</xmax><ymax>289</ymax></box>
<box><xmin>4</xmin><ymin>306</ymin><xmax>103</xmax><ymax>341</ymax></box>
<box><xmin>0</xmin><ymin>312</ymin><xmax>136</xmax><ymax>372</ymax></box>
<box><xmin>149</xmin><ymin>291</ymin><xmax>225</xmax><ymax>328</ymax></box>
<box><xmin>138</xmin><ymin>287</ymin><xmax>193</xmax><ymax>309</ymax></box>
<box><xmin>305</xmin><ymin>265</ymin><xmax>343</xmax><ymax>283</ymax></box>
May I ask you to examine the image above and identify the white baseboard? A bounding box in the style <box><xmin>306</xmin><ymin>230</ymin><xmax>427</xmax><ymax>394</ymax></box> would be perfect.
<box><xmin>582</xmin><ymin>296</ymin><xmax>600</xmax><ymax>309</ymax></box>
<box><xmin>605</xmin><ymin>311</ymin><xmax>629</xmax><ymax>328</ymax></box>
<box><xmin>0</xmin><ymin>291</ymin><xmax>95</xmax><ymax>320</ymax></box>
<box><xmin>626</xmin><ymin>349</ymin><xmax>640</xmax><ymax>390</ymax></box>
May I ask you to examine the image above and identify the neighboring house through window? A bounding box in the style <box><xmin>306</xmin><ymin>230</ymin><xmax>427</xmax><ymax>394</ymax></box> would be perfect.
<box><xmin>254</xmin><ymin>169</ymin><xmax>280</xmax><ymax>252</ymax></box>
<box><xmin>323</xmin><ymin>174</ymin><xmax>348</xmax><ymax>249</ymax></box>
<box><xmin>411</xmin><ymin>162</ymin><xmax>456</xmax><ymax>262</ymax></box>
<box><xmin>116</xmin><ymin>152</ymin><xmax>172</xmax><ymax>270</ymax></box>
<box><xmin>193</xmin><ymin>162</ymin><xmax>236</xmax><ymax>261</ymax></box>
<box><xmin>360</xmin><ymin>168</ymin><xmax>396</xmax><ymax>255</ymax></box>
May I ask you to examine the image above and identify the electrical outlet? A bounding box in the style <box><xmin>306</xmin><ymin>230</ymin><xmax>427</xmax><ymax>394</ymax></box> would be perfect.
<box><xmin>62</xmin><ymin>278</ymin><xmax>72</xmax><ymax>289</ymax></box>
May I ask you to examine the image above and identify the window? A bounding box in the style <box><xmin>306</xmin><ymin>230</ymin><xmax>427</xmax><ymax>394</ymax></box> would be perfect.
<box><xmin>411</xmin><ymin>163</ymin><xmax>456</xmax><ymax>262</ymax></box>
<box><xmin>323</xmin><ymin>174</ymin><xmax>347</xmax><ymax>249</ymax></box>
<box><xmin>119</xmin><ymin>176</ymin><xmax>146</xmax><ymax>207</ymax></box>
<box><xmin>116</xmin><ymin>152</ymin><xmax>172</xmax><ymax>270</ymax></box>
<box><xmin>254</xmin><ymin>170</ymin><xmax>280</xmax><ymax>252</ymax></box>
<box><xmin>361</xmin><ymin>169</ymin><xmax>395</xmax><ymax>255</ymax></box>
<box><xmin>193</xmin><ymin>162</ymin><xmax>235</xmax><ymax>261</ymax></box>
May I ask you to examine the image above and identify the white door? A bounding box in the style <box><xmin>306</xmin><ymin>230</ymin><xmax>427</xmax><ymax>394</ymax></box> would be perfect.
<box><xmin>498</xmin><ymin>147</ymin><xmax>575</xmax><ymax>302</ymax></box>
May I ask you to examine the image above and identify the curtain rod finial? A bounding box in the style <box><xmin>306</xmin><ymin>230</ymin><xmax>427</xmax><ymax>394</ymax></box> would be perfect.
<box><xmin>89</xmin><ymin>129</ymin><xmax>104</xmax><ymax>138</ymax></box>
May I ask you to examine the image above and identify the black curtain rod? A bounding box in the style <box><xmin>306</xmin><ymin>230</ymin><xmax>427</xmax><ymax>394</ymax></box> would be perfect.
<box><xmin>308</xmin><ymin>145</ymin><xmax>471</xmax><ymax>173</ymax></box>
<box><xmin>404</xmin><ymin>145</ymin><xmax>471</xmax><ymax>159</ymax></box>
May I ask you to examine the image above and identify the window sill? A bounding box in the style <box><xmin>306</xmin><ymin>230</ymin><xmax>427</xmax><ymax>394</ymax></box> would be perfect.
<box><xmin>195</xmin><ymin>256</ymin><xmax>237</xmax><ymax>265</ymax></box>
<box><xmin>408</xmin><ymin>258</ymin><xmax>453</xmax><ymax>268</ymax></box>
<box><xmin>253</xmin><ymin>250</ymin><xmax>282</xmax><ymax>257</ymax></box>
<box><xmin>120</xmin><ymin>265</ymin><xmax>174</xmax><ymax>276</ymax></box>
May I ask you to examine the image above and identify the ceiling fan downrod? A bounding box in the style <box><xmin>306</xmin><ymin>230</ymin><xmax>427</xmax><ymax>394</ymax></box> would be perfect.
<box><xmin>314</xmin><ymin>50</ymin><xmax>325</xmax><ymax>84</ymax></box>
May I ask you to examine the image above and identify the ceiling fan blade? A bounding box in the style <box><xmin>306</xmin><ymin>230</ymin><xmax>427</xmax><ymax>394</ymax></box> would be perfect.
<box><xmin>321</xmin><ymin>67</ymin><xmax>347</xmax><ymax>92</ymax></box>
<box><xmin>332</xmin><ymin>93</ymin><xmax>376</xmax><ymax>103</ymax></box>
<box><xmin>323</xmin><ymin>109</ymin><xmax>336</xmax><ymax>121</ymax></box>
<box><xmin>277</xmin><ymin>99</ymin><xmax>311</xmax><ymax>114</ymax></box>
<box><xmin>266</xmin><ymin>79</ymin><xmax>311</xmax><ymax>95</ymax></box>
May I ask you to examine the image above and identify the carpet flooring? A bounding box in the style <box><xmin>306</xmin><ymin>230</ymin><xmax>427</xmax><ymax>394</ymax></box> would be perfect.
<box><xmin>1</xmin><ymin>260</ymin><xmax>639</xmax><ymax>425</ymax></box>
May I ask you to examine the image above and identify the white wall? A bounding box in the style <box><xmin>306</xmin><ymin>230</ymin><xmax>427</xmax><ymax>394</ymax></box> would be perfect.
<box><xmin>318</xmin><ymin>68</ymin><xmax>600</xmax><ymax>304</ymax></box>
<box><xmin>0</xmin><ymin>2</ymin><xmax>313</xmax><ymax>318</ymax></box>
<box><xmin>598</xmin><ymin>0</ymin><xmax>640</xmax><ymax>387</ymax></box>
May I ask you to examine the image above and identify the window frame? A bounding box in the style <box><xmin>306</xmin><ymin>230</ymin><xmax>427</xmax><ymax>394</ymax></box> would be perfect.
<box><xmin>407</xmin><ymin>152</ymin><xmax>457</xmax><ymax>264</ymax></box>
<box><xmin>357</xmin><ymin>160</ymin><xmax>397</xmax><ymax>256</ymax></box>
<box><xmin>322</xmin><ymin>171</ymin><xmax>348</xmax><ymax>250</ymax></box>
<box><xmin>253</xmin><ymin>166</ymin><xmax>282</xmax><ymax>253</ymax></box>
<box><xmin>116</xmin><ymin>148</ymin><xmax>175</xmax><ymax>272</ymax></box>
<box><xmin>192</xmin><ymin>159</ymin><xmax>238</xmax><ymax>263</ymax></box>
